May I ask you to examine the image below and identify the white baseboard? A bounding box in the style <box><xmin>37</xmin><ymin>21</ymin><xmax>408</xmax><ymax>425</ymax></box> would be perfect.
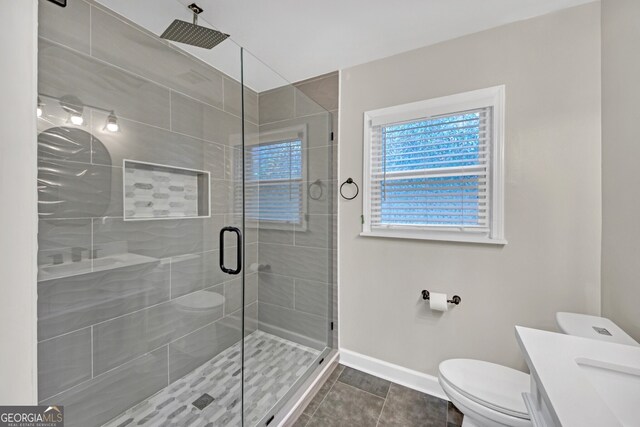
<box><xmin>339</xmin><ymin>348</ymin><xmax>448</xmax><ymax>401</ymax></box>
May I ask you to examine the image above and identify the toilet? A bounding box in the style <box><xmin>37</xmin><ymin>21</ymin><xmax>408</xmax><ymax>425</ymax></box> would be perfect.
<box><xmin>438</xmin><ymin>313</ymin><xmax>638</xmax><ymax>427</ymax></box>
<box><xmin>439</xmin><ymin>359</ymin><xmax>531</xmax><ymax>427</ymax></box>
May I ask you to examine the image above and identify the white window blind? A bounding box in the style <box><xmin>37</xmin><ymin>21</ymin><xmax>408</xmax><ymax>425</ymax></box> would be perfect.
<box><xmin>370</xmin><ymin>108</ymin><xmax>491</xmax><ymax>230</ymax></box>
<box><xmin>236</xmin><ymin>139</ymin><xmax>304</xmax><ymax>225</ymax></box>
<box><xmin>362</xmin><ymin>86</ymin><xmax>506</xmax><ymax>244</ymax></box>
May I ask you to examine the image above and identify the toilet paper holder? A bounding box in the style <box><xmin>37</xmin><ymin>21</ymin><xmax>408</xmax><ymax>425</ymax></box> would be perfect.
<box><xmin>421</xmin><ymin>290</ymin><xmax>461</xmax><ymax>305</ymax></box>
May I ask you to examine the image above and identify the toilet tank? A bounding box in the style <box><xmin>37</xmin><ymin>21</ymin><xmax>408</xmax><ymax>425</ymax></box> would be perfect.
<box><xmin>556</xmin><ymin>312</ymin><xmax>639</xmax><ymax>346</ymax></box>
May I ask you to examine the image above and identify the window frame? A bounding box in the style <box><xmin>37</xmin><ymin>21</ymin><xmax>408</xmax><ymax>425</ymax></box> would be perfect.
<box><xmin>361</xmin><ymin>86</ymin><xmax>506</xmax><ymax>245</ymax></box>
<box><xmin>238</xmin><ymin>124</ymin><xmax>308</xmax><ymax>231</ymax></box>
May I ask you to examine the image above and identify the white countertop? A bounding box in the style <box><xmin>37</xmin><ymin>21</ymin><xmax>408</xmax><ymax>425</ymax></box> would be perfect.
<box><xmin>516</xmin><ymin>326</ymin><xmax>640</xmax><ymax>427</ymax></box>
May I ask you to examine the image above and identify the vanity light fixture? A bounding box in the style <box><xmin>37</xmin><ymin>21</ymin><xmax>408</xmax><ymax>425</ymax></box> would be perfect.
<box><xmin>37</xmin><ymin>97</ymin><xmax>43</xmax><ymax>118</ymax></box>
<box><xmin>69</xmin><ymin>113</ymin><xmax>84</xmax><ymax>126</ymax></box>
<box><xmin>104</xmin><ymin>111</ymin><xmax>119</xmax><ymax>132</ymax></box>
<box><xmin>59</xmin><ymin>95</ymin><xmax>85</xmax><ymax>126</ymax></box>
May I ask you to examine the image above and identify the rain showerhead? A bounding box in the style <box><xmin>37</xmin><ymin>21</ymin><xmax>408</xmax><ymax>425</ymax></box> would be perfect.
<box><xmin>160</xmin><ymin>3</ymin><xmax>229</xmax><ymax>49</ymax></box>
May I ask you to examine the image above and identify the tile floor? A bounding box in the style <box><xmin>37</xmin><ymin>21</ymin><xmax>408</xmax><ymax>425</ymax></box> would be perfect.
<box><xmin>104</xmin><ymin>330</ymin><xmax>321</xmax><ymax>427</ymax></box>
<box><xmin>293</xmin><ymin>364</ymin><xmax>464</xmax><ymax>427</ymax></box>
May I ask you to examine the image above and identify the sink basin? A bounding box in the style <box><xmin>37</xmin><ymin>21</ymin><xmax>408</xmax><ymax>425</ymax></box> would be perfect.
<box><xmin>41</xmin><ymin>259</ymin><xmax>94</xmax><ymax>276</ymax></box>
<box><xmin>576</xmin><ymin>358</ymin><xmax>640</xmax><ymax>427</ymax></box>
<box><xmin>38</xmin><ymin>253</ymin><xmax>159</xmax><ymax>281</ymax></box>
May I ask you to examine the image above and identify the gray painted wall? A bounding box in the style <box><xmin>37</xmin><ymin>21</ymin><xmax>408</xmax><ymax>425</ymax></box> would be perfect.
<box><xmin>339</xmin><ymin>3</ymin><xmax>602</xmax><ymax>376</ymax></box>
<box><xmin>0</xmin><ymin>0</ymin><xmax>38</xmax><ymax>405</ymax></box>
<box><xmin>601</xmin><ymin>0</ymin><xmax>640</xmax><ymax>341</ymax></box>
<box><xmin>37</xmin><ymin>1</ymin><xmax>256</xmax><ymax>425</ymax></box>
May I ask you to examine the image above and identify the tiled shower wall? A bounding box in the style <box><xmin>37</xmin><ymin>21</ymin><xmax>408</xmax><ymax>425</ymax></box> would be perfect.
<box><xmin>256</xmin><ymin>72</ymin><xmax>339</xmax><ymax>350</ymax></box>
<box><xmin>36</xmin><ymin>1</ymin><xmax>257</xmax><ymax>425</ymax></box>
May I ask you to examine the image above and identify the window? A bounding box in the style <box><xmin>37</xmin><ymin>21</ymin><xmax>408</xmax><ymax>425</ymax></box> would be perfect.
<box><xmin>362</xmin><ymin>86</ymin><xmax>506</xmax><ymax>244</ymax></box>
<box><xmin>235</xmin><ymin>126</ymin><xmax>307</xmax><ymax>228</ymax></box>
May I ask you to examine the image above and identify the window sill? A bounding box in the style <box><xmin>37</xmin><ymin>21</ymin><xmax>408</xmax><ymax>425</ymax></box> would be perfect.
<box><xmin>359</xmin><ymin>230</ymin><xmax>507</xmax><ymax>245</ymax></box>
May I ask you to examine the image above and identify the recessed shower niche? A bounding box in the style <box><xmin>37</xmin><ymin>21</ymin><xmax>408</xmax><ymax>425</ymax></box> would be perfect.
<box><xmin>123</xmin><ymin>160</ymin><xmax>210</xmax><ymax>220</ymax></box>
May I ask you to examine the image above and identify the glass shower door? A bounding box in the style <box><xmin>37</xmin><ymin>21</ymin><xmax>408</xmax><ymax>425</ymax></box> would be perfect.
<box><xmin>241</xmin><ymin>50</ymin><xmax>335</xmax><ymax>426</ymax></box>
<box><xmin>36</xmin><ymin>1</ymin><xmax>247</xmax><ymax>426</ymax></box>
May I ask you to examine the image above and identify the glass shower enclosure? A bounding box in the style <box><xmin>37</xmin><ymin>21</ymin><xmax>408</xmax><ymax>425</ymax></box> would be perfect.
<box><xmin>36</xmin><ymin>1</ymin><xmax>334</xmax><ymax>426</ymax></box>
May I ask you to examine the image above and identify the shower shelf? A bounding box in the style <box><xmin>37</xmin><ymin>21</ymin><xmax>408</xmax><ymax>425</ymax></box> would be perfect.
<box><xmin>123</xmin><ymin>160</ymin><xmax>210</xmax><ymax>221</ymax></box>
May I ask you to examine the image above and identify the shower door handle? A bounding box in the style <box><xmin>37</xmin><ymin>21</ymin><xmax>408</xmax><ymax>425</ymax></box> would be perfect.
<box><xmin>219</xmin><ymin>226</ymin><xmax>242</xmax><ymax>275</ymax></box>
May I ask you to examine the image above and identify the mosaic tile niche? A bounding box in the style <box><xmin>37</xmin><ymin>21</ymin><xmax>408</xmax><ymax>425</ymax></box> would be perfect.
<box><xmin>124</xmin><ymin>160</ymin><xmax>210</xmax><ymax>220</ymax></box>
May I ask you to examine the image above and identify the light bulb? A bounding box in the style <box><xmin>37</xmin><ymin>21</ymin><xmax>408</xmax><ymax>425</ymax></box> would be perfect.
<box><xmin>104</xmin><ymin>112</ymin><xmax>119</xmax><ymax>132</ymax></box>
<box><xmin>70</xmin><ymin>114</ymin><xmax>84</xmax><ymax>126</ymax></box>
<box><xmin>105</xmin><ymin>121</ymin><xmax>119</xmax><ymax>132</ymax></box>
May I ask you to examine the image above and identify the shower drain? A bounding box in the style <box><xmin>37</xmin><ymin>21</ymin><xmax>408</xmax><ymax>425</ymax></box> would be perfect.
<box><xmin>192</xmin><ymin>393</ymin><xmax>215</xmax><ymax>410</ymax></box>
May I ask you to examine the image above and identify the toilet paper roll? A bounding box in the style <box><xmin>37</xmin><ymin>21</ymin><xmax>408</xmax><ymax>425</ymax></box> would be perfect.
<box><xmin>429</xmin><ymin>292</ymin><xmax>448</xmax><ymax>312</ymax></box>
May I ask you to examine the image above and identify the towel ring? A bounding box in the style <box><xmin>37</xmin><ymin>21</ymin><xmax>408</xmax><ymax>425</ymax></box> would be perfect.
<box><xmin>340</xmin><ymin>178</ymin><xmax>359</xmax><ymax>200</ymax></box>
<box><xmin>308</xmin><ymin>179</ymin><xmax>323</xmax><ymax>201</ymax></box>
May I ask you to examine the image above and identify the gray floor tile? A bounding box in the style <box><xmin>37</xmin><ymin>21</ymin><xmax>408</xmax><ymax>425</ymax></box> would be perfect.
<box><xmin>291</xmin><ymin>413</ymin><xmax>310</xmax><ymax>427</ymax></box>
<box><xmin>377</xmin><ymin>383</ymin><xmax>447</xmax><ymax>427</ymax></box>
<box><xmin>302</xmin><ymin>364</ymin><xmax>344</xmax><ymax>416</ymax></box>
<box><xmin>305</xmin><ymin>414</ymin><xmax>349</xmax><ymax>427</ymax></box>
<box><xmin>337</xmin><ymin>366</ymin><xmax>391</xmax><ymax>398</ymax></box>
<box><xmin>447</xmin><ymin>401</ymin><xmax>464</xmax><ymax>426</ymax></box>
<box><xmin>312</xmin><ymin>382</ymin><xmax>385</xmax><ymax>427</ymax></box>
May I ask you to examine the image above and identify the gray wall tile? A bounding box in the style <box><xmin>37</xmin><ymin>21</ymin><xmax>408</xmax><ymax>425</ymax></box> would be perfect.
<box><xmin>245</xmin><ymin>302</ymin><xmax>258</xmax><ymax>335</ymax></box>
<box><xmin>171</xmin><ymin>251</ymin><xmax>227</xmax><ymax>299</ymax></box>
<box><xmin>91</xmin><ymin>6</ymin><xmax>224</xmax><ymax>109</ymax></box>
<box><xmin>295</xmin><ymin>279</ymin><xmax>329</xmax><ymax>318</ymax></box>
<box><xmin>93</xmin><ymin>217</ymin><xmax>219</xmax><ymax>259</ymax></box>
<box><xmin>258</xmin><ymin>243</ymin><xmax>330</xmax><ymax>283</ymax></box>
<box><xmin>295</xmin><ymin>215</ymin><xmax>332</xmax><ymax>249</ymax></box>
<box><xmin>202</xmin><ymin>249</ymin><xmax>229</xmax><ymax>288</ymax></box>
<box><xmin>258</xmin><ymin>224</ymin><xmax>294</xmax><ymax>245</ymax></box>
<box><xmin>171</xmin><ymin>253</ymin><xmax>205</xmax><ymax>299</ymax></box>
<box><xmin>91</xmin><ymin>111</ymin><xmax>226</xmax><ymax>180</ymax></box>
<box><xmin>209</xmin><ymin>179</ymin><xmax>235</xmax><ymax>215</ymax></box>
<box><xmin>38</xmin><ymin>327</ymin><xmax>92</xmax><ymax>400</ymax></box>
<box><xmin>245</xmin><ymin>273</ymin><xmax>258</xmax><ymax>305</ymax></box>
<box><xmin>168</xmin><ymin>316</ymin><xmax>241</xmax><ymax>382</ymax></box>
<box><xmin>223</xmin><ymin>273</ymin><xmax>257</xmax><ymax>315</ymax></box>
<box><xmin>223</xmin><ymin>77</ymin><xmax>259</xmax><ymax>124</ymax></box>
<box><xmin>92</xmin><ymin>286</ymin><xmax>223</xmax><ymax>375</ymax></box>
<box><xmin>258</xmin><ymin>273</ymin><xmax>294</xmax><ymax>309</ymax></box>
<box><xmin>308</xmin><ymin>145</ymin><xmax>333</xmax><ymax>180</ymax></box>
<box><xmin>294</xmin><ymin>87</ymin><xmax>326</xmax><ymax>118</ymax></box>
<box><xmin>38</xmin><ymin>0</ymin><xmax>90</xmax><ymax>54</ymax></box>
<box><xmin>307</xmin><ymin>179</ymin><xmax>337</xmax><ymax>215</ymax></box>
<box><xmin>38</xmin><ymin>260</ymin><xmax>170</xmax><ymax>340</ymax></box>
<box><xmin>223</xmin><ymin>276</ymin><xmax>242</xmax><ymax>315</ymax></box>
<box><xmin>259</xmin><ymin>113</ymin><xmax>331</xmax><ymax>149</ymax></box>
<box><xmin>259</xmin><ymin>85</ymin><xmax>295</xmax><ymax>124</ymax></box>
<box><xmin>258</xmin><ymin>302</ymin><xmax>327</xmax><ymax>349</ymax></box>
<box><xmin>38</xmin><ymin>219</ymin><xmax>92</xmax><ymax>270</ymax></box>
<box><xmin>294</xmin><ymin>72</ymin><xmax>339</xmax><ymax>113</ymax></box>
<box><xmin>38</xmin><ymin>39</ymin><xmax>171</xmax><ymax>129</ymax></box>
<box><xmin>40</xmin><ymin>347</ymin><xmax>168</xmax><ymax>427</ymax></box>
<box><xmin>171</xmin><ymin>91</ymin><xmax>242</xmax><ymax>146</ymax></box>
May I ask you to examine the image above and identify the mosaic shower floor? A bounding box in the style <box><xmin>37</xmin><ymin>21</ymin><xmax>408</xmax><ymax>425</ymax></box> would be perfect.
<box><xmin>104</xmin><ymin>330</ymin><xmax>321</xmax><ymax>427</ymax></box>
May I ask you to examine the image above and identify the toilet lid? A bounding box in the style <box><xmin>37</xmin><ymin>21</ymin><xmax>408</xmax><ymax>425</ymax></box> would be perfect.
<box><xmin>439</xmin><ymin>359</ymin><xmax>530</xmax><ymax>419</ymax></box>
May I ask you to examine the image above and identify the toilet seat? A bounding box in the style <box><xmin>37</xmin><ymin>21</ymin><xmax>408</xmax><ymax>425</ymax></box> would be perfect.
<box><xmin>439</xmin><ymin>359</ymin><xmax>530</xmax><ymax>424</ymax></box>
